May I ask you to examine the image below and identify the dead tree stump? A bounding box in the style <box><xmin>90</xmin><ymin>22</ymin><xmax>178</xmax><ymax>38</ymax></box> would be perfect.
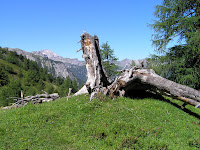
<box><xmin>75</xmin><ymin>32</ymin><xmax>200</xmax><ymax>108</ymax></box>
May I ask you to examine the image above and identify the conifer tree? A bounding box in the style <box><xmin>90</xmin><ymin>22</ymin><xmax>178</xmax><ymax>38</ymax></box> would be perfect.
<box><xmin>149</xmin><ymin>0</ymin><xmax>200</xmax><ymax>89</ymax></box>
<box><xmin>151</xmin><ymin>0</ymin><xmax>200</xmax><ymax>53</ymax></box>
<box><xmin>56</xmin><ymin>77</ymin><xmax>64</xmax><ymax>86</ymax></box>
<box><xmin>65</xmin><ymin>76</ymin><xmax>72</xmax><ymax>88</ymax></box>
<box><xmin>38</xmin><ymin>79</ymin><xmax>45</xmax><ymax>91</ymax></box>
<box><xmin>0</xmin><ymin>67</ymin><xmax>9</xmax><ymax>86</ymax></box>
<box><xmin>18</xmin><ymin>69</ymin><xmax>23</xmax><ymax>78</ymax></box>
<box><xmin>72</xmin><ymin>80</ymin><xmax>78</xmax><ymax>93</ymax></box>
<box><xmin>100</xmin><ymin>42</ymin><xmax>119</xmax><ymax>79</ymax></box>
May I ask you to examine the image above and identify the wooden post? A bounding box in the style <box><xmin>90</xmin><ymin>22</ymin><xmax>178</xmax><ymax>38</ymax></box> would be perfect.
<box><xmin>21</xmin><ymin>90</ymin><xmax>24</xmax><ymax>99</ymax></box>
<box><xmin>67</xmin><ymin>88</ymin><xmax>72</xmax><ymax>101</ymax></box>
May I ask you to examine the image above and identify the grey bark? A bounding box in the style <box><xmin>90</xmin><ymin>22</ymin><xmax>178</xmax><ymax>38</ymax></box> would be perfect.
<box><xmin>75</xmin><ymin>33</ymin><xmax>200</xmax><ymax>108</ymax></box>
<box><xmin>78</xmin><ymin>33</ymin><xmax>110</xmax><ymax>94</ymax></box>
<box><xmin>108</xmin><ymin>68</ymin><xmax>200</xmax><ymax>107</ymax></box>
<box><xmin>2</xmin><ymin>92</ymin><xmax>59</xmax><ymax>109</ymax></box>
<box><xmin>67</xmin><ymin>88</ymin><xmax>72</xmax><ymax>101</ymax></box>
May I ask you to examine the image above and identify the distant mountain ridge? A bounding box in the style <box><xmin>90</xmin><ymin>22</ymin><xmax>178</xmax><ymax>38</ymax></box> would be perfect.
<box><xmin>32</xmin><ymin>49</ymin><xmax>85</xmax><ymax>66</ymax></box>
<box><xmin>8</xmin><ymin>48</ymin><xmax>147</xmax><ymax>84</ymax></box>
<box><xmin>8</xmin><ymin>48</ymin><xmax>86</xmax><ymax>84</ymax></box>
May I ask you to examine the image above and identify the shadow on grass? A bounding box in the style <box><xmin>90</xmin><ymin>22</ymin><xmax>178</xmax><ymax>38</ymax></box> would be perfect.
<box><xmin>126</xmin><ymin>90</ymin><xmax>200</xmax><ymax>120</ymax></box>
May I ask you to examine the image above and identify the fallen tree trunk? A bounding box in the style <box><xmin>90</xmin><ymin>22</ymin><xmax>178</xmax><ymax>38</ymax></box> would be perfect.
<box><xmin>2</xmin><ymin>92</ymin><xmax>59</xmax><ymax>109</ymax></box>
<box><xmin>75</xmin><ymin>32</ymin><xmax>200</xmax><ymax>108</ymax></box>
<box><xmin>108</xmin><ymin>68</ymin><xmax>200</xmax><ymax>107</ymax></box>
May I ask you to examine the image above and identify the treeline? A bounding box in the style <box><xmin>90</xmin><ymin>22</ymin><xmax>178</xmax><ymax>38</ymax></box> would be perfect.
<box><xmin>0</xmin><ymin>47</ymin><xmax>78</xmax><ymax>106</ymax></box>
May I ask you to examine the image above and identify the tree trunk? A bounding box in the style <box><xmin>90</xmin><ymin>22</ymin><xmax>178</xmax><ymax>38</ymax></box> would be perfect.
<box><xmin>2</xmin><ymin>92</ymin><xmax>60</xmax><ymax>109</ymax></box>
<box><xmin>107</xmin><ymin>68</ymin><xmax>200</xmax><ymax>107</ymax></box>
<box><xmin>76</xmin><ymin>33</ymin><xmax>110</xmax><ymax>95</ymax></box>
<box><xmin>75</xmin><ymin>33</ymin><xmax>200</xmax><ymax>108</ymax></box>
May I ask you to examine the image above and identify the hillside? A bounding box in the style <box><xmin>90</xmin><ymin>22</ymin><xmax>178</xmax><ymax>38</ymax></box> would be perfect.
<box><xmin>8</xmin><ymin>48</ymin><xmax>86</xmax><ymax>84</ymax></box>
<box><xmin>0</xmin><ymin>95</ymin><xmax>199</xmax><ymax>149</ymax></box>
<box><xmin>0</xmin><ymin>47</ymin><xmax>79</xmax><ymax>106</ymax></box>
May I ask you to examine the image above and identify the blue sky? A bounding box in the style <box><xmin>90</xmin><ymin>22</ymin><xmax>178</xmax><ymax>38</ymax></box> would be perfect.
<box><xmin>0</xmin><ymin>0</ymin><xmax>162</xmax><ymax>60</ymax></box>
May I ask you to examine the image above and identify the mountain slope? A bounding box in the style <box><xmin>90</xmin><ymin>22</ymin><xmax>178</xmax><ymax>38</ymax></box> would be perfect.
<box><xmin>0</xmin><ymin>47</ymin><xmax>80</xmax><ymax>106</ymax></box>
<box><xmin>0</xmin><ymin>47</ymin><xmax>60</xmax><ymax>106</ymax></box>
<box><xmin>8</xmin><ymin>48</ymin><xmax>86</xmax><ymax>83</ymax></box>
<box><xmin>33</xmin><ymin>49</ymin><xmax>87</xmax><ymax>82</ymax></box>
<box><xmin>33</xmin><ymin>49</ymin><xmax>85</xmax><ymax>66</ymax></box>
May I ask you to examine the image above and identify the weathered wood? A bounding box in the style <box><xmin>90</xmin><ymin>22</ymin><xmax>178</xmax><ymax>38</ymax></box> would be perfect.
<box><xmin>73</xmin><ymin>85</ymin><xmax>88</xmax><ymax>96</ymax></box>
<box><xmin>107</xmin><ymin>68</ymin><xmax>200</xmax><ymax>107</ymax></box>
<box><xmin>80</xmin><ymin>33</ymin><xmax>110</xmax><ymax>92</ymax></box>
<box><xmin>2</xmin><ymin>92</ymin><xmax>59</xmax><ymax>109</ymax></box>
<box><xmin>21</xmin><ymin>90</ymin><xmax>24</xmax><ymax>98</ymax></box>
<box><xmin>75</xmin><ymin>32</ymin><xmax>200</xmax><ymax>108</ymax></box>
<box><xmin>67</xmin><ymin>88</ymin><xmax>72</xmax><ymax>101</ymax></box>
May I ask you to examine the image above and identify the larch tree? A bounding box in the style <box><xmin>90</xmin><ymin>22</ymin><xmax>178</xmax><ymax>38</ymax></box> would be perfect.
<box><xmin>149</xmin><ymin>0</ymin><xmax>200</xmax><ymax>89</ymax></box>
<box><xmin>72</xmin><ymin>80</ymin><xmax>78</xmax><ymax>93</ymax></box>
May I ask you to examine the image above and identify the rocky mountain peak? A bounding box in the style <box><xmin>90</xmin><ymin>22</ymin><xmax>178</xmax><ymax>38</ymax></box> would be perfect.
<box><xmin>32</xmin><ymin>49</ymin><xmax>62</xmax><ymax>60</ymax></box>
<box><xmin>32</xmin><ymin>49</ymin><xmax>85</xmax><ymax>66</ymax></box>
<box><xmin>40</xmin><ymin>49</ymin><xmax>59</xmax><ymax>58</ymax></box>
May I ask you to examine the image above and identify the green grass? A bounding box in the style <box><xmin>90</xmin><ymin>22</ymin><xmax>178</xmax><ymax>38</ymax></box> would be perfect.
<box><xmin>0</xmin><ymin>95</ymin><xmax>200</xmax><ymax>150</ymax></box>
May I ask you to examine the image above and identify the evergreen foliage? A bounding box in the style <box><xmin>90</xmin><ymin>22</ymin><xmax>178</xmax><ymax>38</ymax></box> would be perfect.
<box><xmin>56</xmin><ymin>76</ymin><xmax>64</xmax><ymax>86</ymax></box>
<box><xmin>0</xmin><ymin>47</ymin><xmax>79</xmax><ymax>106</ymax></box>
<box><xmin>46</xmin><ymin>85</ymin><xmax>54</xmax><ymax>94</ymax></box>
<box><xmin>18</xmin><ymin>69</ymin><xmax>23</xmax><ymax>78</ymax></box>
<box><xmin>72</xmin><ymin>80</ymin><xmax>78</xmax><ymax>93</ymax></box>
<box><xmin>149</xmin><ymin>0</ymin><xmax>200</xmax><ymax>89</ymax></box>
<box><xmin>100</xmin><ymin>42</ymin><xmax>119</xmax><ymax>79</ymax></box>
<box><xmin>130</xmin><ymin>60</ymin><xmax>136</xmax><ymax>67</ymax></box>
<box><xmin>0</xmin><ymin>67</ymin><xmax>9</xmax><ymax>86</ymax></box>
<box><xmin>37</xmin><ymin>79</ymin><xmax>45</xmax><ymax>91</ymax></box>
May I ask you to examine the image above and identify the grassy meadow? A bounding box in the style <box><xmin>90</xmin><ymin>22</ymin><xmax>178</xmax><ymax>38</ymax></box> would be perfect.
<box><xmin>0</xmin><ymin>95</ymin><xmax>200</xmax><ymax>149</ymax></box>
